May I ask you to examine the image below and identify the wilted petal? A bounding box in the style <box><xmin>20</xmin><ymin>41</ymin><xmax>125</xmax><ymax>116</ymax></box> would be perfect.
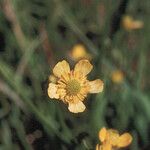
<box><xmin>68</xmin><ymin>101</ymin><xmax>86</xmax><ymax>113</ymax></box>
<box><xmin>117</xmin><ymin>133</ymin><xmax>132</xmax><ymax>147</ymax></box>
<box><xmin>48</xmin><ymin>75</ymin><xmax>57</xmax><ymax>83</ymax></box>
<box><xmin>89</xmin><ymin>79</ymin><xmax>104</xmax><ymax>93</ymax></box>
<box><xmin>47</xmin><ymin>83</ymin><xmax>59</xmax><ymax>99</ymax></box>
<box><xmin>53</xmin><ymin>60</ymin><xmax>70</xmax><ymax>78</ymax></box>
<box><xmin>74</xmin><ymin>59</ymin><xmax>93</xmax><ymax>76</ymax></box>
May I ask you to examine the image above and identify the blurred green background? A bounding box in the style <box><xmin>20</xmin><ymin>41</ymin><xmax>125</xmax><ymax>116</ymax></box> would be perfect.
<box><xmin>0</xmin><ymin>0</ymin><xmax>150</xmax><ymax>149</ymax></box>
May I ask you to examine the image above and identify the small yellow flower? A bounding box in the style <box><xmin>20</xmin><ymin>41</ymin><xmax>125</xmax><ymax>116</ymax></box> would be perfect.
<box><xmin>47</xmin><ymin>59</ymin><xmax>104</xmax><ymax>113</ymax></box>
<box><xmin>122</xmin><ymin>15</ymin><xmax>143</xmax><ymax>31</ymax></box>
<box><xmin>111</xmin><ymin>70</ymin><xmax>124</xmax><ymax>84</ymax></box>
<box><xmin>96</xmin><ymin>127</ymin><xmax>132</xmax><ymax>150</ymax></box>
<box><xmin>70</xmin><ymin>44</ymin><xmax>92</xmax><ymax>61</ymax></box>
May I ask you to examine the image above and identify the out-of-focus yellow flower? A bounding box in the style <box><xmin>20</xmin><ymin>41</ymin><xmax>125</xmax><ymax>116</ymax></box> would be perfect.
<box><xmin>96</xmin><ymin>127</ymin><xmax>132</xmax><ymax>150</ymax></box>
<box><xmin>122</xmin><ymin>15</ymin><xmax>143</xmax><ymax>31</ymax></box>
<box><xmin>47</xmin><ymin>59</ymin><xmax>104</xmax><ymax>113</ymax></box>
<box><xmin>70</xmin><ymin>44</ymin><xmax>92</xmax><ymax>61</ymax></box>
<box><xmin>111</xmin><ymin>70</ymin><xmax>124</xmax><ymax>84</ymax></box>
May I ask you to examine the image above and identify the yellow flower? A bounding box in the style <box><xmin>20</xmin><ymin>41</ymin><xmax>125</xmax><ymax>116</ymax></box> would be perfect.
<box><xmin>111</xmin><ymin>70</ymin><xmax>124</xmax><ymax>84</ymax></box>
<box><xmin>96</xmin><ymin>127</ymin><xmax>132</xmax><ymax>150</ymax></box>
<box><xmin>70</xmin><ymin>44</ymin><xmax>92</xmax><ymax>61</ymax></box>
<box><xmin>122</xmin><ymin>15</ymin><xmax>143</xmax><ymax>31</ymax></box>
<box><xmin>47</xmin><ymin>59</ymin><xmax>104</xmax><ymax>113</ymax></box>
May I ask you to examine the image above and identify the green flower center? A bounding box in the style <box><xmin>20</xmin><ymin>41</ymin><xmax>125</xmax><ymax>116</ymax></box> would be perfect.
<box><xmin>66</xmin><ymin>79</ymin><xmax>81</xmax><ymax>95</ymax></box>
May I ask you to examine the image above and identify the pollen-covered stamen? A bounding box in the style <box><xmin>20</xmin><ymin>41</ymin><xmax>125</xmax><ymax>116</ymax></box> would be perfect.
<box><xmin>66</xmin><ymin>79</ymin><xmax>81</xmax><ymax>95</ymax></box>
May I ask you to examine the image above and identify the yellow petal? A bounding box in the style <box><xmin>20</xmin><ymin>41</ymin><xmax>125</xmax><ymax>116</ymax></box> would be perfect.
<box><xmin>117</xmin><ymin>133</ymin><xmax>132</xmax><ymax>147</ymax></box>
<box><xmin>89</xmin><ymin>79</ymin><xmax>104</xmax><ymax>93</ymax></box>
<box><xmin>102</xmin><ymin>142</ymin><xmax>112</xmax><ymax>150</ymax></box>
<box><xmin>49</xmin><ymin>75</ymin><xmax>57</xmax><ymax>83</ymax></box>
<box><xmin>99</xmin><ymin>127</ymin><xmax>107</xmax><ymax>142</ymax></box>
<box><xmin>57</xmin><ymin>88</ymin><xmax>66</xmax><ymax>100</ymax></box>
<box><xmin>107</xmin><ymin>129</ymin><xmax>119</xmax><ymax>146</ymax></box>
<box><xmin>47</xmin><ymin>83</ymin><xmax>59</xmax><ymax>99</ymax></box>
<box><xmin>53</xmin><ymin>60</ymin><xmax>70</xmax><ymax>78</ymax></box>
<box><xmin>96</xmin><ymin>144</ymin><xmax>100</xmax><ymax>150</ymax></box>
<box><xmin>74</xmin><ymin>59</ymin><xmax>93</xmax><ymax>76</ymax></box>
<box><xmin>68</xmin><ymin>101</ymin><xmax>86</xmax><ymax>113</ymax></box>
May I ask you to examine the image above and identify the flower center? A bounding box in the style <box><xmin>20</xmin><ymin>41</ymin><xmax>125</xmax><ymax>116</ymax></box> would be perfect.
<box><xmin>66</xmin><ymin>79</ymin><xmax>81</xmax><ymax>95</ymax></box>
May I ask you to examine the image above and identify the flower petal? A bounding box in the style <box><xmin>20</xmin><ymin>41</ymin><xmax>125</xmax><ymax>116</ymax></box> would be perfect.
<box><xmin>102</xmin><ymin>142</ymin><xmax>112</xmax><ymax>150</ymax></box>
<box><xmin>99</xmin><ymin>127</ymin><xmax>107</xmax><ymax>142</ymax></box>
<box><xmin>47</xmin><ymin>83</ymin><xmax>59</xmax><ymax>99</ymax></box>
<box><xmin>96</xmin><ymin>144</ymin><xmax>100</xmax><ymax>150</ymax></box>
<box><xmin>49</xmin><ymin>75</ymin><xmax>57</xmax><ymax>83</ymax></box>
<box><xmin>68</xmin><ymin>101</ymin><xmax>86</xmax><ymax>113</ymax></box>
<box><xmin>117</xmin><ymin>133</ymin><xmax>132</xmax><ymax>147</ymax></box>
<box><xmin>89</xmin><ymin>79</ymin><xmax>104</xmax><ymax>93</ymax></box>
<box><xmin>74</xmin><ymin>59</ymin><xmax>93</xmax><ymax>76</ymax></box>
<box><xmin>108</xmin><ymin>129</ymin><xmax>119</xmax><ymax>146</ymax></box>
<box><xmin>53</xmin><ymin>60</ymin><xmax>70</xmax><ymax>78</ymax></box>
